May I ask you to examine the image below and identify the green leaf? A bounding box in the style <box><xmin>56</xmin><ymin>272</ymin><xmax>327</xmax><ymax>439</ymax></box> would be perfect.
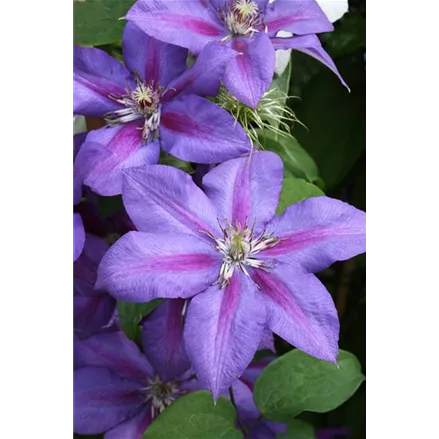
<box><xmin>254</xmin><ymin>350</ymin><xmax>365</xmax><ymax>422</ymax></box>
<box><xmin>95</xmin><ymin>43</ymin><xmax>124</xmax><ymax>62</ymax></box>
<box><xmin>292</xmin><ymin>54</ymin><xmax>365</xmax><ymax>191</ymax></box>
<box><xmin>259</xmin><ymin>131</ymin><xmax>319</xmax><ymax>182</ymax></box>
<box><xmin>74</xmin><ymin>0</ymin><xmax>135</xmax><ymax>46</ymax></box>
<box><xmin>277</xmin><ymin>177</ymin><xmax>324</xmax><ymax>215</ymax></box>
<box><xmin>142</xmin><ymin>391</ymin><xmax>243</xmax><ymax>439</ymax></box>
<box><xmin>117</xmin><ymin>299</ymin><xmax>162</xmax><ymax>340</ymax></box>
<box><xmin>159</xmin><ymin>152</ymin><xmax>194</xmax><ymax>174</ymax></box>
<box><xmin>280</xmin><ymin>419</ymin><xmax>316</xmax><ymax>439</ymax></box>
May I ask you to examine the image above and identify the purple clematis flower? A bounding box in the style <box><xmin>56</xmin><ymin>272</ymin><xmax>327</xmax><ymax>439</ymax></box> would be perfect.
<box><xmin>96</xmin><ymin>151</ymin><xmax>366</xmax><ymax>397</ymax></box>
<box><xmin>74</xmin><ymin>234</ymin><xmax>117</xmax><ymax>338</ymax></box>
<box><xmin>74</xmin><ymin>22</ymin><xmax>251</xmax><ymax>196</ymax></box>
<box><xmin>74</xmin><ymin>328</ymin><xmax>195</xmax><ymax>438</ymax></box>
<box><xmin>126</xmin><ymin>0</ymin><xmax>346</xmax><ymax>108</ymax></box>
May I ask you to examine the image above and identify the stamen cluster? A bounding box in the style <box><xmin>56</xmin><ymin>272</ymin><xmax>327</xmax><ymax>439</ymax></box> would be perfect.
<box><xmin>220</xmin><ymin>0</ymin><xmax>261</xmax><ymax>42</ymax></box>
<box><xmin>144</xmin><ymin>375</ymin><xmax>180</xmax><ymax>417</ymax></box>
<box><xmin>206</xmin><ymin>219</ymin><xmax>280</xmax><ymax>288</ymax></box>
<box><xmin>104</xmin><ymin>73</ymin><xmax>168</xmax><ymax>141</ymax></box>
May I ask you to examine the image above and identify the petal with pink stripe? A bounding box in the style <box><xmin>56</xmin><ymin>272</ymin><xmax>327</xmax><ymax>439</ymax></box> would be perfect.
<box><xmin>74</xmin><ymin>331</ymin><xmax>154</xmax><ymax>382</ymax></box>
<box><xmin>271</xmin><ymin>34</ymin><xmax>348</xmax><ymax>88</ymax></box>
<box><xmin>252</xmin><ymin>267</ymin><xmax>339</xmax><ymax>362</ymax></box>
<box><xmin>262</xmin><ymin>196</ymin><xmax>366</xmax><ymax>273</ymax></box>
<box><xmin>223</xmin><ymin>33</ymin><xmax>275</xmax><ymax>108</ymax></box>
<box><xmin>122</xmin><ymin>164</ymin><xmax>219</xmax><ymax>237</ymax></box>
<box><xmin>122</xmin><ymin>22</ymin><xmax>188</xmax><ymax>86</ymax></box>
<box><xmin>202</xmin><ymin>151</ymin><xmax>283</xmax><ymax>233</ymax></box>
<box><xmin>81</xmin><ymin>123</ymin><xmax>159</xmax><ymax>196</ymax></box>
<box><xmin>126</xmin><ymin>0</ymin><xmax>226</xmax><ymax>54</ymax></box>
<box><xmin>74</xmin><ymin>46</ymin><xmax>132</xmax><ymax>116</ymax></box>
<box><xmin>160</xmin><ymin>95</ymin><xmax>251</xmax><ymax>164</ymax></box>
<box><xmin>264</xmin><ymin>0</ymin><xmax>333</xmax><ymax>35</ymax></box>
<box><xmin>184</xmin><ymin>271</ymin><xmax>266</xmax><ymax>399</ymax></box>
<box><xmin>74</xmin><ymin>367</ymin><xmax>144</xmax><ymax>435</ymax></box>
<box><xmin>165</xmin><ymin>42</ymin><xmax>235</xmax><ymax>100</ymax></box>
<box><xmin>96</xmin><ymin>231</ymin><xmax>220</xmax><ymax>302</ymax></box>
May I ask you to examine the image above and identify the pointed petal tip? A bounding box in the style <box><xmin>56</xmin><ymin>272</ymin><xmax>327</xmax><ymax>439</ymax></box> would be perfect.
<box><xmin>211</xmin><ymin>387</ymin><xmax>221</xmax><ymax>405</ymax></box>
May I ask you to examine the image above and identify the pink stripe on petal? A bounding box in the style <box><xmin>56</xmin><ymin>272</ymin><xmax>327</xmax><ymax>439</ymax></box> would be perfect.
<box><xmin>224</xmin><ymin>33</ymin><xmax>275</xmax><ymax>108</ymax></box>
<box><xmin>214</xmin><ymin>275</ymin><xmax>240</xmax><ymax>366</ymax></box>
<box><xmin>122</xmin><ymin>164</ymin><xmax>219</xmax><ymax>237</ymax></box>
<box><xmin>131</xmin><ymin>253</ymin><xmax>218</xmax><ymax>272</ymax></box>
<box><xmin>231</xmin><ymin>159</ymin><xmax>251</xmax><ymax>227</ymax></box>
<box><xmin>88</xmin><ymin>123</ymin><xmax>143</xmax><ymax>175</ymax></box>
<box><xmin>253</xmin><ymin>270</ymin><xmax>309</xmax><ymax>327</ymax></box>
<box><xmin>232</xmin><ymin>39</ymin><xmax>254</xmax><ymax>85</ymax></box>
<box><xmin>123</xmin><ymin>23</ymin><xmax>188</xmax><ymax>86</ymax></box>
<box><xmin>96</xmin><ymin>232</ymin><xmax>220</xmax><ymax>302</ymax></box>
<box><xmin>74</xmin><ymin>75</ymin><xmax>125</xmax><ymax>100</ymax></box>
<box><xmin>262</xmin><ymin>228</ymin><xmax>342</xmax><ymax>257</ymax></box>
<box><xmin>184</xmin><ymin>272</ymin><xmax>266</xmax><ymax>398</ymax></box>
<box><xmin>252</xmin><ymin>268</ymin><xmax>339</xmax><ymax>362</ymax></box>
<box><xmin>202</xmin><ymin>152</ymin><xmax>282</xmax><ymax>232</ymax></box>
<box><xmin>160</xmin><ymin>95</ymin><xmax>251</xmax><ymax>164</ymax></box>
<box><xmin>262</xmin><ymin>197</ymin><xmax>366</xmax><ymax>272</ymax></box>
<box><xmin>161</xmin><ymin>111</ymin><xmax>203</xmax><ymax>135</ymax></box>
<box><xmin>149</xmin><ymin>13</ymin><xmax>224</xmax><ymax>37</ymax></box>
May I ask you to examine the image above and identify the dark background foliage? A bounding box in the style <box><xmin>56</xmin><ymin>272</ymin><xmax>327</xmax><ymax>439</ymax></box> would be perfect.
<box><xmin>283</xmin><ymin>1</ymin><xmax>366</xmax><ymax>437</ymax></box>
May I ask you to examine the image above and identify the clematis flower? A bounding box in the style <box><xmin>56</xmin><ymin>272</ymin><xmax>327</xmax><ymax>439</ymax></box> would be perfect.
<box><xmin>74</xmin><ymin>22</ymin><xmax>251</xmax><ymax>196</ymax></box>
<box><xmin>74</xmin><ymin>328</ymin><xmax>195</xmax><ymax>438</ymax></box>
<box><xmin>126</xmin><ymin>0</ymin><xmax>346</xmax><ymax>108</ymax></box>
<box><xmin>96</xmin><ymin>151</ymin><xmax>366</xmax><ymax>397</ymax></box>
<box><xmin>74</xmin><ymin>234</ymin><xmax>117</xmax><ymax>338</ymax></box>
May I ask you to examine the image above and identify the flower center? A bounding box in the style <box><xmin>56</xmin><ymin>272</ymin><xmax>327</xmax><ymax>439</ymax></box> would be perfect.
<box><xmin>207</xmin><ymin>220</ymin><xmax>279</xmax><ymax>288</ymax></box>
<box><xmin>104</xmin><ymin>73</ymin><xmax>169</xmax><ymax>142</ymax></box>
<box><xmin>144</xmin><ymin>375</ymin><xmax>179</xmax><ymax>417</ymax></box>
<box><xmin>220</xmin><ymin>0</ymin><xmax>261</xmax><ymax>42</ymax></box>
